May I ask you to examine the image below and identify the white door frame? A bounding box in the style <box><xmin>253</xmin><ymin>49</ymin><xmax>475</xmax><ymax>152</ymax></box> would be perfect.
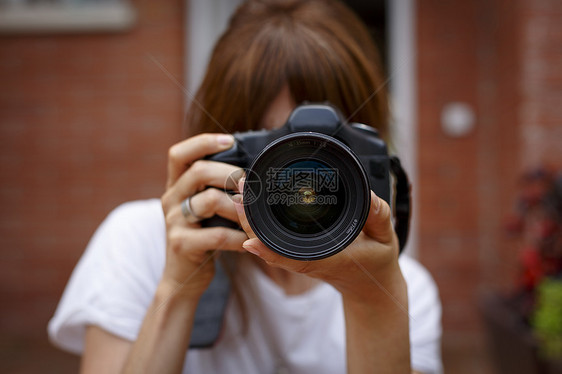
<box><xmin>185</xmin><ymin>0</ymin><xmax>242</xmax><ymax>96</ymax></box>
<box><xmin>388</xmin><ymin>0</ymin><xmax>418</xmax><ymax>256</ymax></box>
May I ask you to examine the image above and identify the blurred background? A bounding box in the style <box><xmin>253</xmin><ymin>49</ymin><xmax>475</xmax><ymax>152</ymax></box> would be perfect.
<box><xmin>1</xmin><ymin>0</ymin><xmax>561</xmax><ymax>373</ymax></box>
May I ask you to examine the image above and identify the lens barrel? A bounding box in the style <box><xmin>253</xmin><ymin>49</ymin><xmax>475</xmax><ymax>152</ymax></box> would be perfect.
<box><xmin>244</xmin><ymin>133</ymin><xmax>371</xmax><ymax>260</ymax></box>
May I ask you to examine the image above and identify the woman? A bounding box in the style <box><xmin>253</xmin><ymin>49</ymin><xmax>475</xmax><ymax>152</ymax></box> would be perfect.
<box><xmin>49</xmin><ymin>1</ymin><xmax>442</xmax><ymax>373</ymax></box>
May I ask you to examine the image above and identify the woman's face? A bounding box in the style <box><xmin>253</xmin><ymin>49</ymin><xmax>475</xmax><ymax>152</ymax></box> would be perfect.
<box><xmin>259</xmin><ymin>85</ymin><xmax>296</xmax><ymax>130</ymax></box>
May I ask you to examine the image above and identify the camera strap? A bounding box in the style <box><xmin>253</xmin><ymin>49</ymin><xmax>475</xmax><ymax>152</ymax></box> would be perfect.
<box><xmin>189</xmin><ymin>259</ymin><xmax>231</xmax><ymax>348</ymax></box>
<box><xmin>390</xmin><ymin>156</ymin><xmax>411</xmax><ymax>253</ymax></box>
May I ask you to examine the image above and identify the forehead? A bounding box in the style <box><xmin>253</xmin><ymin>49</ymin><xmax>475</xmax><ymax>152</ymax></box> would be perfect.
<box><xmin>260</xmin><ymin>85</ymin><xmax>296</xmax><ymax>130</ymax></box>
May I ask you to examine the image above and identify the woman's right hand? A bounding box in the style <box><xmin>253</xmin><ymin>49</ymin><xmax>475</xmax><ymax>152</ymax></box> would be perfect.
<box><xmin>160</xmin><ymin>133</ymin><xmax>248</xmax><ymax>298</ymax></box>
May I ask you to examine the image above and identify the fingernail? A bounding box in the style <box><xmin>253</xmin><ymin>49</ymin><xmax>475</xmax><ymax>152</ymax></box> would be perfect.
<box><xmin>232</xmin><ymin>194</ymin><xmax>245</xmax><ymax>215</ymax></box>
<box><xmin>238</xmin><ymin>177</ymin><xmax>245</xmax><ymax>193</ymax></box>
<box><xmin>231</xmin><ymin>194</ymin><xmax>242</xmax><ymax>204</ymax></box>
<box><xmin>217</xmin><ymin>134</ymin><xmax>234</xmax><ymax>148</ymax></box>
<box><xmin>243</xmin><ymin>240</ymin><xmax>261</xmax><ymax>256</ymax></box>
<box><xmin>232</xmin><ymin>169</ymin><xmax>245</xmax><ymax>184</ymax></box>
<box><xmin>372</xmin><ymin>191</ymin><xmax>381</xmax><ymax>214</ymax></box>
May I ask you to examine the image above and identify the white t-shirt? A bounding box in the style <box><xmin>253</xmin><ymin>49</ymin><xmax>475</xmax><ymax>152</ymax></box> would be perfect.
<box><xmin>48</xmin><ymin>199</ymin><xmax>443</xmax><ymax>373</ymax></box>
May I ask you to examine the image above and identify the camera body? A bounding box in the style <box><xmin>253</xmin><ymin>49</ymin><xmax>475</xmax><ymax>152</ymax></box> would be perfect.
<box><xmin>204</xmin><ymin>104</ymin><xmax>410</xmax><ymax>261</ymax></box>
<box><xmin>208</xmin><ymin>104</ymin><xmax>392</xmax><ymax>204</ymax></box>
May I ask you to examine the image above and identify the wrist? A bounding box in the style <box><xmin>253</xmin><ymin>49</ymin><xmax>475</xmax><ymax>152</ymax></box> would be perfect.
<box><xmin>157</xmin><ymin>275</ymin><xmax>206</xmax><ymax>304</ymax></box>
<box><xmin>342</xmin><ymin>267</ymin><xmax>411</xmax><ymax>374</ymax></box>
<box><xmin>336</xmin><ymin>263</ymin><xmax>407</xmax><ymax>307</ymax></box>
<box><xmin>160</xmin><ymin>259</ymin><xmax>215</xmax><ymax>300</ymax></box>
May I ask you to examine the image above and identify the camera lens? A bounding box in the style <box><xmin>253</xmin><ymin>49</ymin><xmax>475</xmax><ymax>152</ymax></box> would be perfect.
<box><xmin>269</xmin><ymin>159</ymin><xmax>346</xmax><ymax>236</ymax></box>
<box><xmin>244</xmin><ymin>133</ymin><xmax>370</xmax><ymax>260</ymax></box>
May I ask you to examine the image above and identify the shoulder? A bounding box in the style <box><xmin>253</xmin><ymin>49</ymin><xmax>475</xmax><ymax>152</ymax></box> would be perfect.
<box><xmin>48</xmin><ymin>198</ymin><xmax>166</xmax><ymax>354</ymax></box>
<box><xmin>90</xmin><ymin>199</ymin><xmax>165</xmax><ymax>255</ymax></box>
<box><xmin>102</xmin><ymin>198</ymin><xmax>164</xmax><ymax>232</ymax></box>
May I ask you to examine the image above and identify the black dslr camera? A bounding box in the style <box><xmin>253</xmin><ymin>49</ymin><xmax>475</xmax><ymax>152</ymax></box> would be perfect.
<box><xmin>205</xmin><ymin>104</ymin><xmax>411</xmax><ymax>260</ymax></box>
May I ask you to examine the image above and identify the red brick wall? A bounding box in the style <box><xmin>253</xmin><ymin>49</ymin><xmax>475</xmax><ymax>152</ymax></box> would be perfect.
<box><xmin>0</xmin><ymin>1</ymin><xmax>184</xmax><ymax>371</ymax></box>
<box><xmin>518</xmin><ymin>0</ymin><xmax>562</xmax><ymax>169</ymax></box>
<box><xmin>418</xmin><ymin>0</ymin><xmax>483</xmax><ymax>338</ymax></box>
<box><xmin>418</xmin><ymin>0</ymin><xmax>561</xmax><ymax>372</ymax></box>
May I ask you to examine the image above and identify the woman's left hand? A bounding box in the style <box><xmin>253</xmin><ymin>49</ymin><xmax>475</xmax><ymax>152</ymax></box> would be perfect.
<box><xmin>233</xmin><ymin>179</ymin><xmax>402</xmax><ymax>302</ymax></box>
<box><xmin>235</xmin><ymin>179</ymin><xmax>411</xmax><ymax>373</ymax></box>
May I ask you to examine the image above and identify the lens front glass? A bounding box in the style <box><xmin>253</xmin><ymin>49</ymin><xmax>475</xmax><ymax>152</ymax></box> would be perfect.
<box><xmin>267</xmin><ymin>159</ymin><xmax>346</xmax><ymax>235</ymax></box>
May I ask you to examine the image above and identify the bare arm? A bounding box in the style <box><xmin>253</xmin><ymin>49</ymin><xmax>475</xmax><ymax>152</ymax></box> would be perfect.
<box><xmin>80</xmin><ymin>281</ymin><xmax>199</xmax><ymax>374</ymax></box>
<box><xmin>120</xmin><ymin>280</ymin><xmax>200</xmax><ymax>374</ymax></box>
<box><xmin>81</xmin><ymin>326</ymin><xmax>131</xmax><ymax>374</ymax></box>
<box><xmin>342</xmin><ymin>267</ymin><xmax>410</xmax><ymax>373</ymax></box>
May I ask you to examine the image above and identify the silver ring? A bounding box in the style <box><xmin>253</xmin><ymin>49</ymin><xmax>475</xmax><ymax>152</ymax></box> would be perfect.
<box><xmin>181</xmin><ymin>196</ymin><xmax>203</xmax><ymax>223</ymax></box>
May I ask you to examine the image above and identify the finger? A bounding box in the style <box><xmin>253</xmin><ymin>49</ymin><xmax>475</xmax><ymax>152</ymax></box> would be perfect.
<box><xmin>167</xmin><ymin>133</ymin><xmax>235</xmax><ymax>188</ymax></box>
<box><xmin>167</xmin><ymin>160</ymin><xmax>243</xmax><ymax>206</ymax></box>
<box><xmin>242</xmin><ymin>237</ymin><xmax>313</xmax><ymax>274</ymax></box>
<box><xmin>232</xmin><ymin>187</ymin><xmax>313</xmax><ymax>274</ymax></box>
<box><xmin>237</xmin><ymin>177</ymin><xmax>245</xmax><ymax>196</ymax></box>
<box><xmin>189</xmin><ymin>188</ymin><xmax>240</xmax><ymax>223</ymax></box>
<box><xmin>361</xmin><ymin>191</ymin><xmax>395</xmax><ymax>244</ymax></box>
<box><xmin>231</xmin><ymin>193</ymin><xmax>257</xmax><ymax>239</ymax></box>
<box><xmin>169</xmin><ymin>226</ymin><xmax>248</xmax><ymax>254</ymax></box>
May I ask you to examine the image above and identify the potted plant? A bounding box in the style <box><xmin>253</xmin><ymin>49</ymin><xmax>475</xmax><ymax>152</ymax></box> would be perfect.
<box><xmin>480</xmin><ymin>167</ymin><xmax>562</xmax><ymax>374</ymax></box>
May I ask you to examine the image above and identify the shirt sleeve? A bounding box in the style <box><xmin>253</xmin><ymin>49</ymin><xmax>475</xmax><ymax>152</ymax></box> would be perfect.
<box><xmin>47</xmin><ymin>199</ymin><xmax>166</xmax><ymax>354</ymax></box>
<box><xmin>399</xmin><ymin>255</ymin><xmax>443</xmax><ymax>374</ymax></box>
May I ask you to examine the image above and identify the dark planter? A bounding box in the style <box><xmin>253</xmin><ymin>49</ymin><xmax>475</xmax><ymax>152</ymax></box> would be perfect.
<box><xmin>479</xmin><ymin>293</ymin><xmax>556</xmax><ymax>374</ymax></box>
<box><xmin>545</xmin><ymin>358</ymin><xmax>562</xmax><ymax>374</ymax></box>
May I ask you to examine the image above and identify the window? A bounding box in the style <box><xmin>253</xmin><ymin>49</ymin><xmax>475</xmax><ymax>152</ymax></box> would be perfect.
<box><xmin>0</xmin><ymin>0</ymin><xmax>136</xmax><ymax>33</ymax></box>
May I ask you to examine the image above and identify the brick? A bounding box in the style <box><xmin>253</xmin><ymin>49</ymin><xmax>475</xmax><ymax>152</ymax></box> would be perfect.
<box><xmin>0</xmin><ymin>2</ymin><xmax>184</xmax><ymax>363</ymax></box>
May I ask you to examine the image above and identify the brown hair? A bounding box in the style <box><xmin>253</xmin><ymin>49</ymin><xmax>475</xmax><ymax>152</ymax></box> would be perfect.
<box><xmin>186</xmin><ymin>0</ymin><xmax>390</xmax><ymax>140</ymax></box>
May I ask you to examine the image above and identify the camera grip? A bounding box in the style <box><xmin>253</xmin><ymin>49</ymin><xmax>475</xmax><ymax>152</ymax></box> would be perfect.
<box><xmin>201</xmin><ymin>215</ymin><xmax>240</xmax><ymax>230</ymax></box>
